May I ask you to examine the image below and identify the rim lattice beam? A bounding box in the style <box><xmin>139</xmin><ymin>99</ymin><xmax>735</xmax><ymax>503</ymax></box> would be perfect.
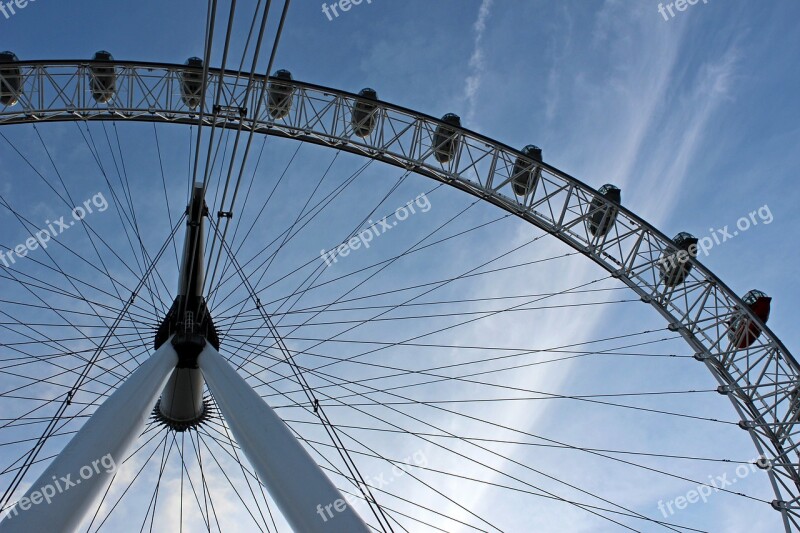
<box><xmin>1</xmin><ymin>60</ymin><xmax>799</xmax><ymax>530</ymax></box>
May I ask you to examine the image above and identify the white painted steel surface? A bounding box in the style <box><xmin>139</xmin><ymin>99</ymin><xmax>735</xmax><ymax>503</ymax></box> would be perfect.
<box><xmin>0</xmin><ymin>340</ymin><xmax>179</xmax><ymax>532</ymax></box>
<box><xmin>198</xmin><ymin>343</ymin><xmax>370</xmax><ymax>533</ymax></box>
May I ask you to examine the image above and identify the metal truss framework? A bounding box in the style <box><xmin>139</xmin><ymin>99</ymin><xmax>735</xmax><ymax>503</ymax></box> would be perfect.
<box><xmin>1</xmin><ymin>60</ymin><xmax>798</xmax><ymax>531</ymax></box>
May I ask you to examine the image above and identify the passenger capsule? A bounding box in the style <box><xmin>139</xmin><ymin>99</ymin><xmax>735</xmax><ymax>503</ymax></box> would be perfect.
<box><xmin>658</xmin><ymin>232</ymin><xmax>699</xmax><ymax>287</ymax></box>
<box><xmin>180</xmin><ymin>57</ymin><xmax>205</xmax><ymax>109</ymax></box>
<box><xmin>268</xmin><ymin>69</ymin><xmax>294</xmax><ymax>120</ymax></box>
<box><xmin>0</xmin><ymin>51</ymin><xmax>22</xmax><ymax>107</ymax></box>
<box><xmin>512</xmin><ymin>145</ymin><xmax>543</xmax><ymax>197</ymax></box>
<box><xmin>587</xmin><ymin>184</ymin><xmax>621</xmax><ymax>237</ymax></box>
<box><xmin>351</xmin><ymin>88</ymin><xmax>379</xmax><ymax>138</ymax></box>
<box><xmin>728</xmin><ymin>290</ymin><xmax>771</xmax><ymax>349</ymax></box>
<box><xmin>433</xmin><ymin>113</ymin><xmax>461</xmax><ymax>164</ymax></box>
<box><xmin>89</xmin><ymin>51</ymin><xmax>116</xmax><ymax>104</ymax></box>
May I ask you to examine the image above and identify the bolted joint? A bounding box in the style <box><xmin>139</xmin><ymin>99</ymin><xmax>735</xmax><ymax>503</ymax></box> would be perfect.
<box><xmin>154</xmin><ymin>296</ymin><xmax>219</xmax><ymax>353</ymax></box>
<box><xmin>738</xmin><ymin>419</ymin><xmax>756</xmax><ymax>430</ymax></box>
<box><xmin>771</xmin><ymin>499</ymin><xmax>789</xmax><ymax>512</ymax></box>
<box><xmin>185</xmin><ymin>204</ymin><xmax>209</xmax><ymax>218</ymax></box>
<box><xmin>171</xmin><ymin>332</ymin><xmax>206</xmax><ymax>369</ymax></box>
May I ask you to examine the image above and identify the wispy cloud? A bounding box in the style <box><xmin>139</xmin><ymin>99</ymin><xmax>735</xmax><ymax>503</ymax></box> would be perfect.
<box><xmin>631</xmin><ymin>45</ymin><xmax>740</xmax><ymax>225</ymax></box>
<box><xmin>463</xmin><ymin>0</ymin><xmax>494</xmax><ymax>125</ymax></box>
<box><xmin>443</xmin><ymin>2</ymin><xmax>747</xmax><ymax>529</ymax></box>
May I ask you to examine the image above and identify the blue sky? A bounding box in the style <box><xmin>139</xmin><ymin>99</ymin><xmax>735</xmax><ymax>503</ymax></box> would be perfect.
<box><xmin>1</xmin><ymin>1</ymin><xmax>799</xmax><ymax>532</ymax></box>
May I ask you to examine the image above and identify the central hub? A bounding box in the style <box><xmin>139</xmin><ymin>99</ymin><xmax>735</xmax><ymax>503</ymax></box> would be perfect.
<box><xmin>155</xmin><ymin>299</ymin><xmax>219</xmax><ymax>367</ymax></box>
<box><xmin>154</xmin><ymin>183</ymin><xmax>219</xmax><ymax>431</ymax></box>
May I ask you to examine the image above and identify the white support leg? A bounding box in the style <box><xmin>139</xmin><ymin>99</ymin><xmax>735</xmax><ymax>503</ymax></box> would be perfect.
<box><xmin>0</xmin><ymin>341</ymin><xmax>179</xmax><ymax>533</ymax></box>
<box><xmin>197</xmin><ymin>343</ymin><xmax>371</xmax><ymax>533</ymax></box>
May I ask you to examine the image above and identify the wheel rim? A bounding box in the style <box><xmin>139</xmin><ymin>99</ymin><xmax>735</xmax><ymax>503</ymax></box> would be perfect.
<box><xmin>1</xmin><ymin>59</ymin><xmax>797</xmax><ymax>531</ymax></box>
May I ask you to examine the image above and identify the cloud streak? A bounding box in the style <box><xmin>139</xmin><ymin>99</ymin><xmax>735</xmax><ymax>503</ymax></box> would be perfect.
<box><xmin>463</xmin><ymin>0</ymin><xmax>494</xmax><ymax>125</ymax></box>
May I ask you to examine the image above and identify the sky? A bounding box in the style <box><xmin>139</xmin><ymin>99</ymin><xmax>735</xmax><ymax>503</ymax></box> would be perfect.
<box><xmin>0</xmin><ymin>1</ymin><xmax>799</xmax><ymax>532</ymax></box>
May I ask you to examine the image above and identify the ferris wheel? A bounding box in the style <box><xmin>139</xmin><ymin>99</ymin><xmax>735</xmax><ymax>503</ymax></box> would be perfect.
<box><xmin>0</xmin><ymin>2</ymin><xmax>797</xmax><ymax>532</ymax></box>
